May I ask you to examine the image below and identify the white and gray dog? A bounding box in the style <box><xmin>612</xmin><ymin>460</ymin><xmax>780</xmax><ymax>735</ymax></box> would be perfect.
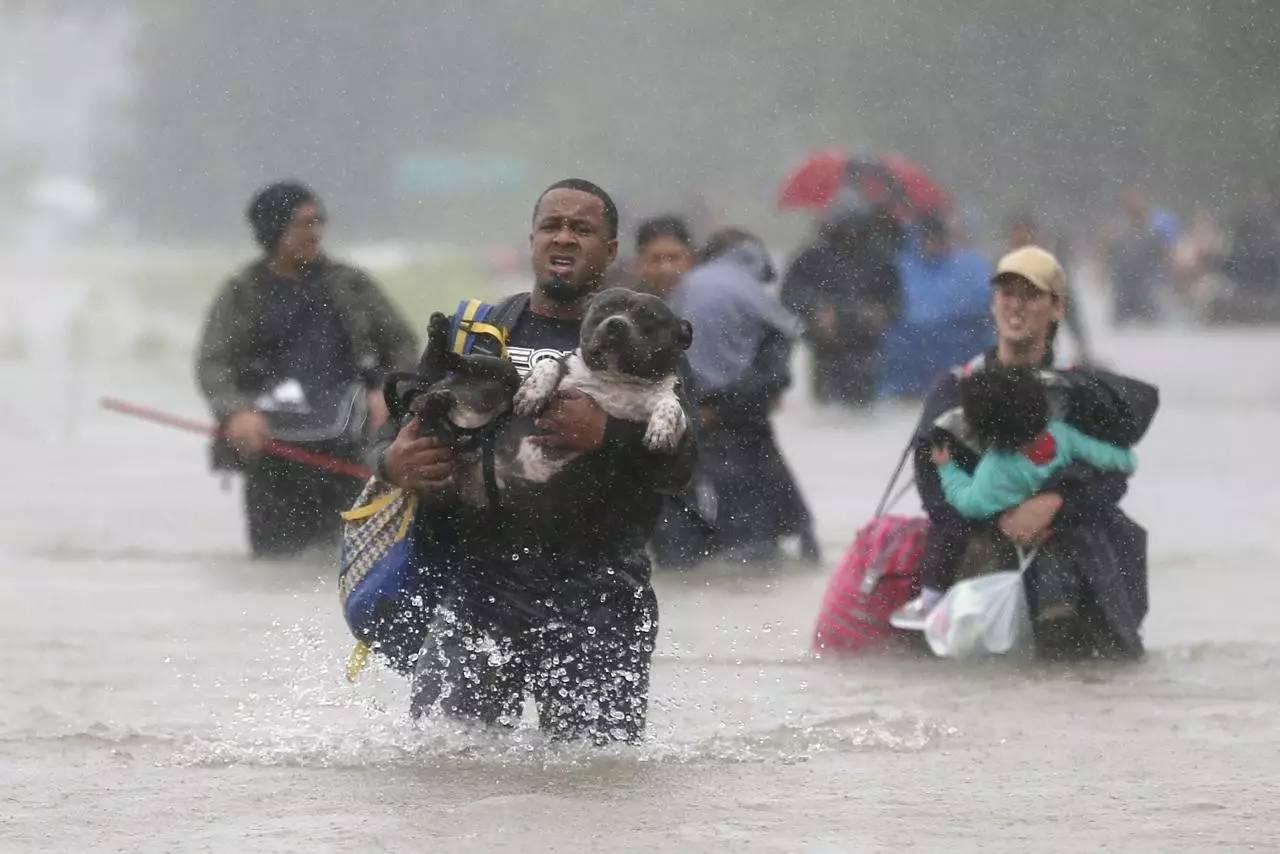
<box><xmin>393</xmin><ymin>287</ymin><xmax>692</xmax><ymax>508</ymax></box>
<box><xmin>510</xmin><ymin>287</ymin><xmax>693</xmax><ymax>483</ymax></box>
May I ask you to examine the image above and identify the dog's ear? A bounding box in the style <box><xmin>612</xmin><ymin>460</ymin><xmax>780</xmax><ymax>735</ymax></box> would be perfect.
<box><xmin>677</xmin><ymin>319</ymin><xmax>693</xmax><ymax>350</ymax></box>
<box><xmin>422</xmin><ymin>313</ymin><xmax>453</xmax><ymax>379</ymax></box>
<box><xmin>427</xmin><ymin>313</ymin><xmax>452</xmax><ymax>347</ymax></box>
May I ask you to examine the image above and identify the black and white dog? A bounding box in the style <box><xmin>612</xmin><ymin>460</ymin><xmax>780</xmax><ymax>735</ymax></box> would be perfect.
<box><xmin>388</xmin><ymin>288</ymin><xmax>692</xmax><ymax>506</ymax></box>
<box><xmin>384</xmin><ymin>313</ymin><xmax>521</xmax><ymax>446</ymax></box>
<box><xmin>511</xmin><ymin>287</ymin><xmax>692</xmax><ymax>482</ymax></box>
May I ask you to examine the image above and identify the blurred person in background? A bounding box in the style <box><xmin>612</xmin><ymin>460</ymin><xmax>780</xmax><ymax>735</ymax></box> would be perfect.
<box><xmin>1105</xmin><ymin>188</ymin><xmax>1177</xmax><ymax>325</ymax></box>
<box><xmin>196</xmin><ymin>181</ymin><xmax>417</xmax><ymax>557</ymax></box>
<box><xmin>631</xmin><ymin>215</ymin><xmax>697</xmax><ymax>301</ymax></box>
<box><xmin>654</xmin><ymin>227</ymin><xmax>819</xmax><ymax>567</ymax></box>
<box><xmin>1170</xmin><ymin>210</ymin><xmax>1229</xmax><ymax>317</ymax></box>
<box><xmin>879</xmin><ymin>215</ymin><xmax>992</xmax><ymax>399</ymax></box>
<box><xmin>1213</xmin><ymin>180</ymin><xmax>1280</xmax><ymax>322</ymax></box>
<box><xmin>780</xmin><ymin>208</ymin><xmax>903</xmax><ymax>407</ymax></box>
<box><xmin>1003</xmin><ymin>207</ymin><xmax>1093</xmax><ymax>364</ymax></box>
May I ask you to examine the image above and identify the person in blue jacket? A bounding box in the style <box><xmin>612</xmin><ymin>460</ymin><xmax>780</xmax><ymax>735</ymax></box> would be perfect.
<box><xmin>654</xmin><ymin>228</ymin><xmax>820</xmax><ymax>567</ymax></box>
<box><xmin>880</xmin><ymin>215</ymin><xmax>993</xmax><ymax>398</ymax></box>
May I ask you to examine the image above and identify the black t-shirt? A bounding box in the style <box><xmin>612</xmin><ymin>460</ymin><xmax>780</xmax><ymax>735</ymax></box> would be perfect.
<box><xmin>505</xmin><ymin>311</ymin><xmax>580</xmax><ymax>378</ymax></box>
<box><xmin>415</xmin><ymin>302</ymin><xmax>695</xmax><ymax>611</ymax></box>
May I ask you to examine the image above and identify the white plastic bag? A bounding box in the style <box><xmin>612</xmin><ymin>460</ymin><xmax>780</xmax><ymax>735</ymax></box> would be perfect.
<box><xmin>924</xmin><ymin>547</ymin><xmax>1036</xmax><ymax>659</ymax></box>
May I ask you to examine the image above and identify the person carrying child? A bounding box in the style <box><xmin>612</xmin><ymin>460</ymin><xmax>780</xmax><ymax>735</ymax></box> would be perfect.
<box><xmin>932</xmin><ymin>366</ymin><xmax>1137</xmax><ymax>521</ymax></box>
<box><xmin>888</xmin><ymin>246</ymin><xmax>1156</xmax><ymax>659</ymax></box>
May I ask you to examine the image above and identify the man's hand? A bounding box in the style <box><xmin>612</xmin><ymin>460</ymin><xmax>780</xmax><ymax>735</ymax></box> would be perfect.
<box><xmin>530</xmin><ymin>388</ymin><xmax>607</xmax><ymax>453</ymax></box>
<box><xmin>224</xmin><ymin>410</ymin><xmax>271</xmax><ymax>458</ymax></box>
<box><xmin>382</xmin><ymin>417</ymin><xmax>455</xmax><ymax>491</ymax></box>
<box><xmin>366</xmin><ymin>389</ymin><xmax>390</xmax><ymax>431</ymax></box>
<box><xmin>999</xmin><ymin>492</ymin><xmax>1063</xmax><ymax>547</ymax></box>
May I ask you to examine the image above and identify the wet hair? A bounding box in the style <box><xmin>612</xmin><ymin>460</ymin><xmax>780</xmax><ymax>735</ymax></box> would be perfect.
<box><xmin>635</xmin><ymin>215</ymin><xmax>693</xmax><ymax>253</ymax></box>
<box><xmin>699</xmin><ymin>227</ymin><xmax>758</xmax><ymax>264</ymax></box>
<box><xmin>533</xmin><ymin>178</ymin><xmax>619</xmax><ymax>239</ymax></box>
<box><xmin>698</xmin><ymin>227</ymin><xmax>776</xmax><ymax>282</ymax></box>
<box><xmin>959</xmin><ymin>366</ymin><xmax>1049</xmax><ymax>450</ymax></box>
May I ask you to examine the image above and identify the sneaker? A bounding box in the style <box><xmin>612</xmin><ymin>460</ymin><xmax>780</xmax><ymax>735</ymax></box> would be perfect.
<box><xmin>889</xmin><ymin>596</ymin><xmax>935</xmax><ymax>632</ymax></box>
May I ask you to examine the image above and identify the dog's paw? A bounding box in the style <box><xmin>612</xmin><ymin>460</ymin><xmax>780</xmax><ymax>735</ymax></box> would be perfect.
<box><xmin>513</xmin><ymin>360</ymin><xmax>562</xmax><ymax>416</ymax></box>
<box><xmin>643</xmin><ymin>397</ymin><xmax>687</xmax><ymax>452</ymax></box>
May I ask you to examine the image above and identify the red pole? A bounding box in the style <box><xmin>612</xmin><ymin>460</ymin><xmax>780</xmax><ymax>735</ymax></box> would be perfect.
<box><xmin>99</xmin><ymin>396</ymin><xmax>373</xmax><ymax>480</ymax></box>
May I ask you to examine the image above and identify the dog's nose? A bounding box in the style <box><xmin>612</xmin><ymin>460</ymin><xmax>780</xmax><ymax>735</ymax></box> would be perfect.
<box><xmin>604</xmin><ymin>316</ymin><xmax>629</xmax><ymax>337</ymax></box>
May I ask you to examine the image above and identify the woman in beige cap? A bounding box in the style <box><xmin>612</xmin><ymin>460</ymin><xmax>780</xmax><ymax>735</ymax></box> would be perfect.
<box><xmin>890</xmin><ymin>246</ymin><xmax>1156</xmax><ymax>660</ymax></box>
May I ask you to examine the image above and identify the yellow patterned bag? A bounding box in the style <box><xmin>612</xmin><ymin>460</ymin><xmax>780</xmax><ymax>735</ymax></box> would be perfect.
<box><xmin>338</xmin><ymin>478</ymin><xmax>422</xmax><ymax>679</ymax></box>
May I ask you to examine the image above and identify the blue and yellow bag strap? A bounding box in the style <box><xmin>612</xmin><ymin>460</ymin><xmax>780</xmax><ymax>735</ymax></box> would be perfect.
<box><xmin>449</xmin><ymin>298</ymin><xmax>509</xmax><ymax>358</ymax></box>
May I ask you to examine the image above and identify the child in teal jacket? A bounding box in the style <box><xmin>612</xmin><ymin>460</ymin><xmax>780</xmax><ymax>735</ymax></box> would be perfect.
<box><xmin>933</xmin><ymin>366</ymin><xmax>1137</xmax><ymax>520</ymax></box>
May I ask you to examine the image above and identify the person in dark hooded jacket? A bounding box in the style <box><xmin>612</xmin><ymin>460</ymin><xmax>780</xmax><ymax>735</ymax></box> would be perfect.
<box><xmin>890</xmin><ymin>247</ymin><xmax>1156</xmax><ymax>659</ymax></box>
<box><xmin>196</xmin><ymin>181</ymin><xmax>417</xmax><ymax>557</ymax></box>
<box><xmin>781</xmin><ymin>210</ymin><xmax>903</xmax><ymax>407</ymax></box>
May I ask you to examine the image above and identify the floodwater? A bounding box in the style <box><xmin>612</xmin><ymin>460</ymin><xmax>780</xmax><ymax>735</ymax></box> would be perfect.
<box><xmin>3</xmin><ymin>255</ymin><xmax>1280</xmax><ymax>852</ymax></box>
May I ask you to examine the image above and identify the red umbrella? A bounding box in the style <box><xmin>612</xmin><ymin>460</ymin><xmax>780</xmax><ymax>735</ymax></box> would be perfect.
<box><xmin>777</xmin><ymin>150</ymin><xmax>950</xmax><ymax>223</ymax></box>
<box><xmin>776</xmin><ymin>148</ymin><xmax>847</xmax><ymax>210</ymax></box>
<box><xmin>880</xmin><ymin>153</ymin><xmax>950</xmax><ymax>220</ymax></box>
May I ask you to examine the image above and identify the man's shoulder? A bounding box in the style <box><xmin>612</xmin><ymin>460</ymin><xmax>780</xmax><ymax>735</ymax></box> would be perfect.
<box><xmin>487</xmin><ymin>292</ymin><xmax>532</xmax><ymax>331</ymax></box>
<box><xmin>210</xmin><ymin>261</ymin><xmax>267</xmax><ymax>311</ymax></box>
<box><xmin>494</xmin><ymin>291</ymin><xmax>531</xmax><ymax>310</ymax></box>
<box><xmin>223</xmin><ymin>259</ymin><xmax>265</xmax><ymax>290</ymax></box>
<box><xmin>317</xmin><ymin>259</ymin><xmax>376</xmax><ymax>291</ymax></box>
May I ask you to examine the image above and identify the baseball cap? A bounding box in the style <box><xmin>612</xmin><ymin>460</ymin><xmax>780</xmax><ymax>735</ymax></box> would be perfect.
<box><xmin>992</xmin><ymin>246</ymin><xmax>1065</xmax><ymax>299</ymax></box>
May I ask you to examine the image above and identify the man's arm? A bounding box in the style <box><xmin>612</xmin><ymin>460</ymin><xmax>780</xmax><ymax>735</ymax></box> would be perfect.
<box><xmin>194</xmin><ymin>280</ymin><xmax>253</xmax><ymax>422</ymax></box>
<box><xmin>355</xmin><ymin>271</ymin><xmax>419</xmax><ymax>377</ymax></box>
<box><xmin>779</xmin><ymin>251</ymin><xmax>820</xmax><ymax>321</ymax></box>
<box><xmin>697</xmin><ymin>330</ymin><xmax>792</xmax><ymax>427</ymax></box>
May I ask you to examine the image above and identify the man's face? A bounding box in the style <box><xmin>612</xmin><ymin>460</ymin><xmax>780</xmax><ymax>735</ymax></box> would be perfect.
<box><xmin>633</xmin><ymin>235</ymin><xmax>695</xmax><ymax>298</ymax></box>
<box><xmin>530</xmin><ymin>189</ymin><xmax>618</xmax><ymax>303</ymax></box>
<box><xmin>992</xmin><ymin>275</ymin><xmax>1063</xmax><ymax>348</ymax></box>
<box><xmin>275</xmin><ymin>202</ymin><xmax>325</xmax><ymax>265</ymax></box>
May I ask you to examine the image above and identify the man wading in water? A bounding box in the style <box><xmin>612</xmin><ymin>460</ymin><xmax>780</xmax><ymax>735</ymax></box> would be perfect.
<box><xmin>196</xmin><ymin>182</ymin><xmax>416</xmax><ymax>557</ymax></box>
<box><xmin>372</xmin><ymin>179</ymin><xmax>696</xmax><ymax>743</ymax></box>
